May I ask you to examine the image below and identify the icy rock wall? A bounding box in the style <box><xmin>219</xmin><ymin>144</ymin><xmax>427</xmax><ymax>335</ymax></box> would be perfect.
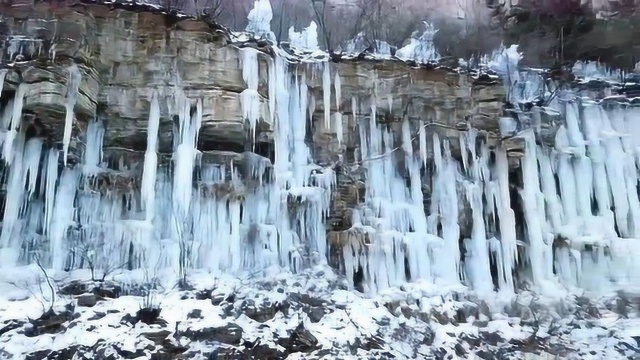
<box><xmin>340</xmin><ymin>96</ymin><xmax>640</xmax><ymax>295</ymax></box>
<box><xmin>0</xmin><ymin>49</ymin><xmax>336</xmax><ymax>277</ymax></box>
<box><xmin>0</xmin><ymin>1</ymin><xmax>639</xmax><ymax>298</ymax></box>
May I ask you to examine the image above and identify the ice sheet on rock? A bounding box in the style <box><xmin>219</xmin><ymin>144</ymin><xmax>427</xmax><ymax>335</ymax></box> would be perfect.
<box><xmin>395</xmin><ymin>22</ymin><xmax>439</xmax><ymax>64</ymax></box>
<box><xmin>246</xmin><ymin>0</ymin><xmax>275</xmax><ymax>42</ymax></box>
<box><xmin>288</xmin><ymin>21</ymin><xmax>319</xmax><ymax>52</ymax></box>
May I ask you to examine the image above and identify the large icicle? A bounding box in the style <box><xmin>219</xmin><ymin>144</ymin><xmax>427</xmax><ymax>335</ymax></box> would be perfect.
<box><xmin>2</xmin><ymin>83</ymin><xmax>27</xmax><ymax>164</ymax></box>
<box><xmin>322</xmin><ymin>63</ymin><xmax>331</xmax><ymax>129</ymax></box>
<box><xmin>50</xmin><ymin>168</ymin><xmax>80</xmax><ymax>269</ymax></box>
<box><xmin>83</xmin><ymin>118</ymin><xmax>104</xmax><ymax>175</ymax></box>
<box><xmin>141</xmin><ymin>91</ymin><xmax>160</xmax><ymax>221</ymax></box>
<box><xmin>240</xmin><ymin>48</ymin><xmax>261</xmax><ymax>144</ymax></box>
<box><xmin>494</xmin><ymin>147</ymin><xmax>517</xmax><ymax>292</ymax></box>
<box><xmin>519</xmin><ymin>130</ymin><xmax>552</xmax><ymax>287</ymax></box>
<box><xmin>62</xmin><ymin>65</ymin><xmax>82</xmax><ymax>165</ymax></box>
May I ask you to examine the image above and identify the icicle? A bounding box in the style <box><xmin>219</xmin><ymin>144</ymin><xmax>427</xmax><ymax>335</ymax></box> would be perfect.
<box><xmin>0</xmin><ymin>69</ymin><xmax>6</xmax><ymax>95</ymax></box>
<box><xmin>2</xmin><ymin>83</ymin><xmax>27</xmax><ymax>164</ymax></box>
<box><xmin>24</xmin><ymin>137</ymin><xmax>43</xmax><ymax>198</ymax></box>
<box><xmin>333</xmin><ymin>112</ymin><xmax>343</xmax><ymax>146</ymax></box>
<box><xmin>519</xmin><ymin>130</ymin><xmax>551</xmax><ymax>286</ymax></box>
<box><xmin>494</xmin><ymin>147</ymin><xmax>517</xmax><ymax>292</ymax></box>
<box><xmin>172</xmin><ymin>96</ymin><xmax>202</xmax><ymax>218</ymax></box>
<box><xmin>83</xmin><ymin>118</ymin><xmax>104</xmax><ymax>175</ymax></box>
<box><xmin>43</xmin><ymin>149</ymin><xmax>59</xmax><ymax>238</ymax></box>
<box><xmin>334</xmin><ymin>72</ymin><xmax>341</xmax><ymax>110</ymax></box>
<box><xmin>418</xmin><ymin>120</ymin><xmax>427</xmax><ymax>168</ymax></box>
<box><xmin>62</xmin><ymin>65</ymin><xmax>82</xmax><ymax>165</ymax></box>
<box><xmin>50</xmin><ymin>167</ymin><xmax>79</xmax><ymax>269</ymax></box>
<box><xmin>0</xmin><ymin>130</ymin><xmax>27</xmax><ymax>253</ymax></box>
<box><xmin>240</xmin><ymin>48</ymin><xmax>261</xmax><ymax>145</ymax></box>
<box><xmin>141</xmin><ymin>91</ymin><xmax>160</xmax><ymax>220</ymax></box>
<box><xmin>322</xmin><ymin>63</ymin><xmax>331</xmax><ymax>129</ymax></box>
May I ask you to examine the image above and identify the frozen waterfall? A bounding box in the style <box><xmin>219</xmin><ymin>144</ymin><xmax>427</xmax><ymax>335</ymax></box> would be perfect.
<box><xmin>0</xmin><ymin>46</ymin><xmax>639</xmax><ymax>297</ymax></box>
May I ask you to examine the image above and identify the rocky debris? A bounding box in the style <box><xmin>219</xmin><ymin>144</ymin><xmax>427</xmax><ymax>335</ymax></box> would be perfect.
<box><xmin>76</xmin><ymin>293</ymin><xmax>97</xmax><ymax>307</ymax></box>
<box><xmin>2</xmin><ymin>268</ymin><xmax>639</xmax><ymax>359</ymax></box>
<box><xmin>141</xmin><ymin>330</ymin><xmax>172</xmax><ymax>346</ymax></box>
<box><xmin>181</xmin><ymin>323</ymin><xmax>243</xmax><ymax>345</ymax></box>
<box><xmin>238</xmin><ymin>298</ymin><xmax>289</xmax><ymax>323</ymax></box>
<box><xmin>277</xmin><ymin>322</ymin><xmax>319</xmax><ymax>354</ymax></box>
<box><xmin>0</xmin><ymin>319</ymin><xmax>26</xmax><ymax>336</ymax></box>
<box><xmin>59</xmin><ymin>280</ymin><xmax>121</xmax><ymax>299</ymax></box>
<box><xmin>24</xmin><ymin>305</ymin><xmax>75</xmax><ymax>337</ymax></box>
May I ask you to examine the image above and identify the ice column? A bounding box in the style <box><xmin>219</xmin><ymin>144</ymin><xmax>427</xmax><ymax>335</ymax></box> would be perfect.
<box><xmin>494</xmin><ymin>147</ymin><xmax>518</xmax><ymax>292</ymax></box>
<box><xmin>519</xmin><ymin>129</ymin><xmax>552</xmax><ymax>286</ymax></box>
<box><xmin>172</xmin><ymin>97</ymin><xmax>202</xmax><ymax>218</ymax></box>
<box><xmin>62</xmin><ymin>65</ymin><xmax>82</xmax><ymax>165</ymax></box>
<box><xmin>240</xmin><ymin>48</ymin><xmax>261</xmax><ymax>144</ymax></box>
<box><xmin>2</xmin><ymin>83</ymin><xmax>27</xmax><ymax>164</ymax></box>
<box><xmin>322</xmin><ymin>63</ymin><xmax>331</xmax><ymax>129</ymax></box>
<box><xmin>333</xmin><ymin>72</ymin><xmax>343</xmax><ymax>145</ymax></box>
<box><xmin>141</xmin><ymin>91</ymin><xmax>160</xmax><ymax>221</ymax></box>
<box><xmin>50</xmin><ymin>168</ymin><xmax>80</xmax><ymax>269</ymax></box>
<box><xmin>83</xmin><ymin>118</ymin><xmax>104</xmax><ymax>175</ymax></box>
<box><xmin>428</xmin><ymin>134</ymin><xmax>461</xmax><ymax>283</ymax></box>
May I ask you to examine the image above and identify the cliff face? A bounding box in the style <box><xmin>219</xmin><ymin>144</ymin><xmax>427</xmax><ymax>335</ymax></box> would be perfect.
<box><xmin>0</xmin><ymin>0</ymin><xmax>510</xmax><ymax>265</ymax></box>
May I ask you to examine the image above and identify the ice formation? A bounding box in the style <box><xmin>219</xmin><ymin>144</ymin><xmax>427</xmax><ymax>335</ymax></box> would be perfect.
<box><xmin>246</xmin><ymin>0</ymin><xmax>275</xmax><ymax>42</ymax></box>
<box><xmin>344</xmin><ymin>33</ymin><xmax>393</xmax><ymax>57</ymax></box>
<box><xmin>0</xmin><ymin>33</ymin><xmax>639</xmax><ymax>300</ymax></box>
<box><xmin>288</xmin><ymin>21</ymin><xmax>319</xmax><ymax>52</ymax></box>
<box><xmin>395</xmin><ymin>22</ymin><xmax>440</xmax><ymax>64</ymax></box>
<box><xmin>63</xmin><ymin>65</ymin><xmax>82</xmax><ymax>165</ymax></box>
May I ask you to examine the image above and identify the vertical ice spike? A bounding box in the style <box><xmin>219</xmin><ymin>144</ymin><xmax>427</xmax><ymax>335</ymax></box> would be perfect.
<box><xmin>62</xmin><ymin>65</ymin><xmax>82</xmax><ymax>165</ymax></box>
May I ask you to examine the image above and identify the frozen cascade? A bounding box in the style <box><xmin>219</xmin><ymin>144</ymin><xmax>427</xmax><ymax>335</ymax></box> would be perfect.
<box><xmin>0</xmin><ymin>45</ymin><xmax>639</xmax><ymax>299</ymax></box>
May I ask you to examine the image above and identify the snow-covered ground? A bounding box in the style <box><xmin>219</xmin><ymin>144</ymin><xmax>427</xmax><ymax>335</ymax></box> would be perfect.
<box><xmin>0</xmin><ymin>265</ymin><xmax>638</xmax><ymax>359</ymax></box>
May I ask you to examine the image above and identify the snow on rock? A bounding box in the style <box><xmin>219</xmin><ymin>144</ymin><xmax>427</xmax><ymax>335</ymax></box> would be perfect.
<box><xmin>395</xmin><ymin>21</ymin><xmax>440</xmax><ymax>64</ymax></box>
<box><xmin>0</xmin><ymin>267</ymin><xmax>638</xmax><ymax>359</ymax></box>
